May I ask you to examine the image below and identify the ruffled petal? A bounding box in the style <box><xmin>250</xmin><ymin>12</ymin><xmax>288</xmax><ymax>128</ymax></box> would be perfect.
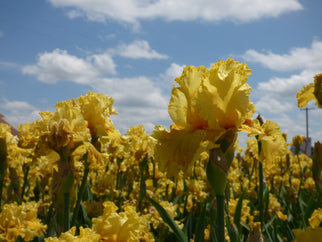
<box><xmin>152</xmin><ymin>125</ymin><xmax>219</xmax><ymax>177</ymax></box>
<box><xmin>197</xmin><ymin>58</ymin><xmax>256</xmax><ymax>130</ymax></box>
<box><xmin>168</xmin><ymin>65</ymin><xmax>208</xmax><ymax>129</ymax></box>
<box><xmin>314</xmin><ymin>73</ymin><xmax>322</xmax><ymax>108</ymax></box>
<box><xmin>297</xmin><ymin>82</ymin><xmax>315</xmax><ymax>108</ymax></box>
<box><xmin>258</xmin><ymin>120</ymin><xmax>286</xmax><ymax>169</ymax></box>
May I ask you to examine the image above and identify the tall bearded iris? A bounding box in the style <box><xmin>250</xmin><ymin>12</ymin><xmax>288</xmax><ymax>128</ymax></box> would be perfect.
<box><xmin>153</xmin><ymin>58</ymin><xmax>256</xmax><ymax>178</ymax></box>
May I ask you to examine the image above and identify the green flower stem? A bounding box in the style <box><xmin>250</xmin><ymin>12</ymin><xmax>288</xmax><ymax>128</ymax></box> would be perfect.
<box><xmin>138</xmin><ymin>156</ymin><xmax>148</xmax><ymax>213</ymax></box>
<box><xmin>206</xmin><ymin>147</ymin><xmax>231</xmax><ymax>242</ymax></box>
<box><xmin>0</xmin><ymin>171</ymin><xmax>5</xmax><ymax>211</ymax></box>
<box><xmin>55</xmin><ymin>149</ymin><xmax>75</xmax><ymax>235</ymax></box>
<box><xmin>71</xmin><ymin>162</ymin><xmax>90</xmax><ymax>227</ymax></box>
<box><xmin>216</xmin><ymin>194</ymin><xmax>226</xmax><ymax>242</ymax></box>
<box><xmin>152</xmin><ymin>158</ymin><xmax>157</xmax><ymax>187</ymax></box>
<box><xmin>297</xmin><ymin>154</ymin><xmax>304</xmax><ymax>195</ymax></box>
<box><xmin>64</xmin><ymin>192</ymin><xmax>70</xmax><ymax>232</ymax></box>
<box><xmin>0</xmin><ymin>139</ymin><xmax>7</xmax><ymax>212</ymax></box>
<box><xmin>20</xmin><ymin>164</ymin><xmax>30</xmax><ymax>202</ymax></box>
<box><xmin>9</xmin><ymin>167</ymin><xmax>21</xmax><ymax>204</ymax></box>
<box><xmin>258</xmin><ymin>161</ymin><xmax>264</xmax><ymax>228</ymax></box>
<box><xmin>255</xmin><ymin>115</ymin><xmax>265</xmax><ymax>231</ymax></box>
<box><xmin>116</xmin><ymin>158</ymin><xmax>122</xmax><ymax>190</ymax></box>
<box><xmin>256</xmin><ymin>133</ymin><xmax>264</xmax><ymax>230</ymax></box>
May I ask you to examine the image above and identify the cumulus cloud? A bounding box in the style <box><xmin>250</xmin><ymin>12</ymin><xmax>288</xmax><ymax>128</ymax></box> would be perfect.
<box><xmin>22</xmin><ymin>41</ymin><xmax>167</xmax><ymax>84</ymax></box>
<box><xmin>111</xmin><ymin>40</ymin><xmax>168</xmax><ymax>59</ymax></box>
<box><xmin>48</xmin><ymin>0</ymin><xmax>303</xmax><ymax>26</ymax></box>
<box><xmin>21</xmin><ymin>49</ymin><xmax>177</xmax><ymax>133</ymax></box>
<box><xmin>159</xmin><ymin>62</ymin><xmax>186</xmax><ymax>88</ymax></box>
<box><xmin>91</xmin><ymin>76</ymin><xmax>170</xmax><ymax>134</ymax></box>
<box><xmin>94</xmin><ymin>63</ymin><xmax>186</xmax><ymax>133</ymax></box>
<box><xmin>244</xmin><ymin>40</ymin><xmax>322</xmax><ymax>98</ymax></box>
<box><xmin>242</xmin><ymin>40</ymin><xmax>322</xmax><ymax>145</ymax></box>
<box><xmin>164</xmin><ymin>63</ymin><xmax>185</xmax><ymax>81</ymax></box>
<box><xmin>244</xmin><ymin>40</ymin><xmax>322</xmax><ymax>72</ymax></box>
<box><xmin>22</xmin><ymin>49</ymin><xmax>116</xmax><ymax>84</ymax></box>
<box><xmin>257</xmin><ymin>70</ymin><xmax>317</xmax><ymax>98</ymax></box>
<box><xmin>0</xmin><ymin>99</ymin><xmax>41</xmax><ymax>128</ymax></box>
<box><xmin>255</xmin><ymin>95</ymin><xmax>294</xmax><ymax>114</ymax></box>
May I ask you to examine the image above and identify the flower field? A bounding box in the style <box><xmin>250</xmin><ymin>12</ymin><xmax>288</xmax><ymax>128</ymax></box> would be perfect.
<box><xmin>0</xmin><ymin>59</ymin><xmax>321</xmax><ymax>241</ymax></box>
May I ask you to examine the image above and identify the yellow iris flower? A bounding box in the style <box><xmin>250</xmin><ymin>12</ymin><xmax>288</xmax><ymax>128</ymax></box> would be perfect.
<box><xmin>48</xmin><ymin>100</ymin><xmax>91</xmax><ymax>151</ymax></box>
<box><xmin>309</xmin><ymin>208</ymin><xmax>322</xmax><ymax>229</ymax></box>
<box><xmin>297</xmin><ymin>73</ymin><xmax>322</xmax><ymax>108</ymax></box>
<box><xmin>92</xmin><ymin>201</ymin><xmax>153</xmax><ymax>241</ymax></box>
<box><xmin>196</xmin><ymin>59</ymin><xmax>256</xmax><ymax>130</ymax></box>
<box><xmin>153</xmin><ymin>58</ymin><xmax>256</xmax><ymax>177</ymax></box>
<box><xmin>45</xmin><ymin>227</ymin><xmax>100</xmax><ymax>242</ymax></box>
<box><xmin>124</xmin><ymin>125</ymin><xmax>156</xmax><ymax>164</ymax></box>
<box><xmin>257</xmin><ymin>120</ymin><xmax>287</xmax><ymax>169</ymax></box>
<box><xmin>76</xmin><ymin>91</ymin><xmax>117</xmax><ymax>138</ymax></box>
<box><xmin>241</xmin><ymin>118</ymin><xmax>286</xmax><ymax>169</ymax></box>
<box><xmin>1</xmin><ymin>123</ymin><xmax>32</xmax><ymax>169</ymax></box>
<box><xmin>292</xmin><ymin>135</ymin><xmax>307</xmax><ymax>155</ymax></box>
<box><xmin>0</xmin><ymin>202</ymin><xmax>47</xmax><ymax>241</ymax></box>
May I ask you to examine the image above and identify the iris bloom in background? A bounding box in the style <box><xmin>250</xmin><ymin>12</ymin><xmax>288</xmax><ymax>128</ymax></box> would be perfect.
<box><xmin>92</xmin><ymin>201</ymin><xmax>154</xmax><ymax>241</ymax></box>
<box><xmin>308</xmin><ymin>208</ymin><xmax>322</xmax><ymax>229</ymax></box>
<box><xmin>256</xmin><ymin>120</ymin><xmax>287</xmax><ymax>169</ymax></box>
<box><xmin>76</xmin><ymin>92</ymin><xmax>117</xmax><ymax>137</ymax></box>
<box><xmin>45</xmin><ymin>227</ymin><xmax>100</xmax><ymax>242</ymax></box>
<box><xmin>292</xmin><ymin>135</ymin><xmax>307</xmax><ymax>155</ymax></box>
<box><xmin>297</xmin><ymin>73</ymin><xmax>322</xmax><ymax>108</ymax></box>
<box><xmin>0</xmin><ymin>202</ymin><xmax>47</xmax><ymax>241</ymax></box>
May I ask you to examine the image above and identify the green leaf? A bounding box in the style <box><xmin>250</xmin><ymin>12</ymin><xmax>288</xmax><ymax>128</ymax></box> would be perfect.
<box><xmin>195</xmin><ymin>204</ymin><xmax>206</xmax><ymax>242</ymax></box>
<box><xmin>304</xmin><ymin>190</ymin><xmax>317</xmax><ymax>224</ymax></box>
<box><xmin>263</xmin><ymin>186</ymin><xmax>269</xmax><ymax>224</ymax></box>
<box><xmin>183</xmin><ymin>211</ymin><xmax>193</xmax><ymax>239</ymax></box>
<box><xmin>85</xmin><ymin>180</ymin><xmax>93</xmax><ymax>203</ymax></box>
<box><xmin>146</xmin><ymin>196</ymin><xmax>188</xmax><ymax>242</ymax></box>
<box><xmin>234</xmin><ymin>190</ymin><xmax>246</xmax><ymax>233</ymax></box>
<box><xmin>283</xmin><ymin>220</ymin><xmax>295</xmax><ymax>241</ymax></box>
<box><xmin>262</xmin><ymin>214</ymin><xmax>275</xmax><ymax>242</ymax></box>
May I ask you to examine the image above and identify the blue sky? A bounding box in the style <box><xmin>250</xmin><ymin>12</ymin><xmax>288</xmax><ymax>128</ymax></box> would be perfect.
<box><xmin>0</xmin><ymin>0</ymin><xmax>321</xmax><ymax>148</ymax></box>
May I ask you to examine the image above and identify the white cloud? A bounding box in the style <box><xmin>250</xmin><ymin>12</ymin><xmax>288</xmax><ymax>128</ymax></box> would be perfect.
<box><xmin>244</xmin><ymin>40</ymin><xmax>322</xmax><ymax>72</ymax></box>
<box><xmin>158</xmin><ymin>62</ymin><xmax>186</xmax><ymax>92</ymax></box>
<box><xmin>48</xmin><ymin>0</ymin><xmax>303</xmax><ymax>26</ymax></box>
<box><xmin>255</xmin><ymin>95</ymin><xmax>294</xmax><ymax>114</ymax></box>
<box><xmin>161</xmin><ymin>62</ymin><xmax>186</xmax><ymax>83</ymax></box>
<box><xmin>87</xmin><ymin>63</ymin><xmax>185</xmax><ymax>134</ymax></box>
<box><xmin>111</xmin><ymin>40</ymin><xmax>168</xmax><ymax>59</ymax></box>
<box><xmin>89</xmin><ymin>53</ymin><xmax>117</xmax><ymax>73</ymax></box>
<box><xmin>242</xmin><ymin>40</ymin><xmax>322</xmax><ymax>146</ymax></box>
<box><xmin>22</xmin><ymin>50</ymin><xmax>177</xmax><ymax>134</ymax></box>
<box><xmin>272</xmin><ymin>113</ymin><xmax>304</xmax><ymax>141</ymax></box>
<box><xmin>257</xmin><ymin>70</ymin><xmax>316</xmax><ymax>97</ymax></box>
<box><xmin>243</xmin><ymin>40</ymin><xmax>322</xmax><ymax>98</ymax></box>
<box><xmin>91</xmin><ymin>76</ymin><xmax>170</xmax><ymax>134</ymax></box>
<box><xmin>0</xmin><ymin>31</ymin><xmax>3</xmax><ymax>38</ymax></box>
<box><xmin>0</xmin><ymin>99</ymin><xmax>41</xmax><ymax>128</ymax></box>
<box><xmin>22</xmin><ymin>49</ymin><xmax>116</xmax><ymax>84</ymax></box>
<box><xmin>22</xmin><ymin>40</ymin><xmax>166</xmax><ymax>84</ymax></box>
